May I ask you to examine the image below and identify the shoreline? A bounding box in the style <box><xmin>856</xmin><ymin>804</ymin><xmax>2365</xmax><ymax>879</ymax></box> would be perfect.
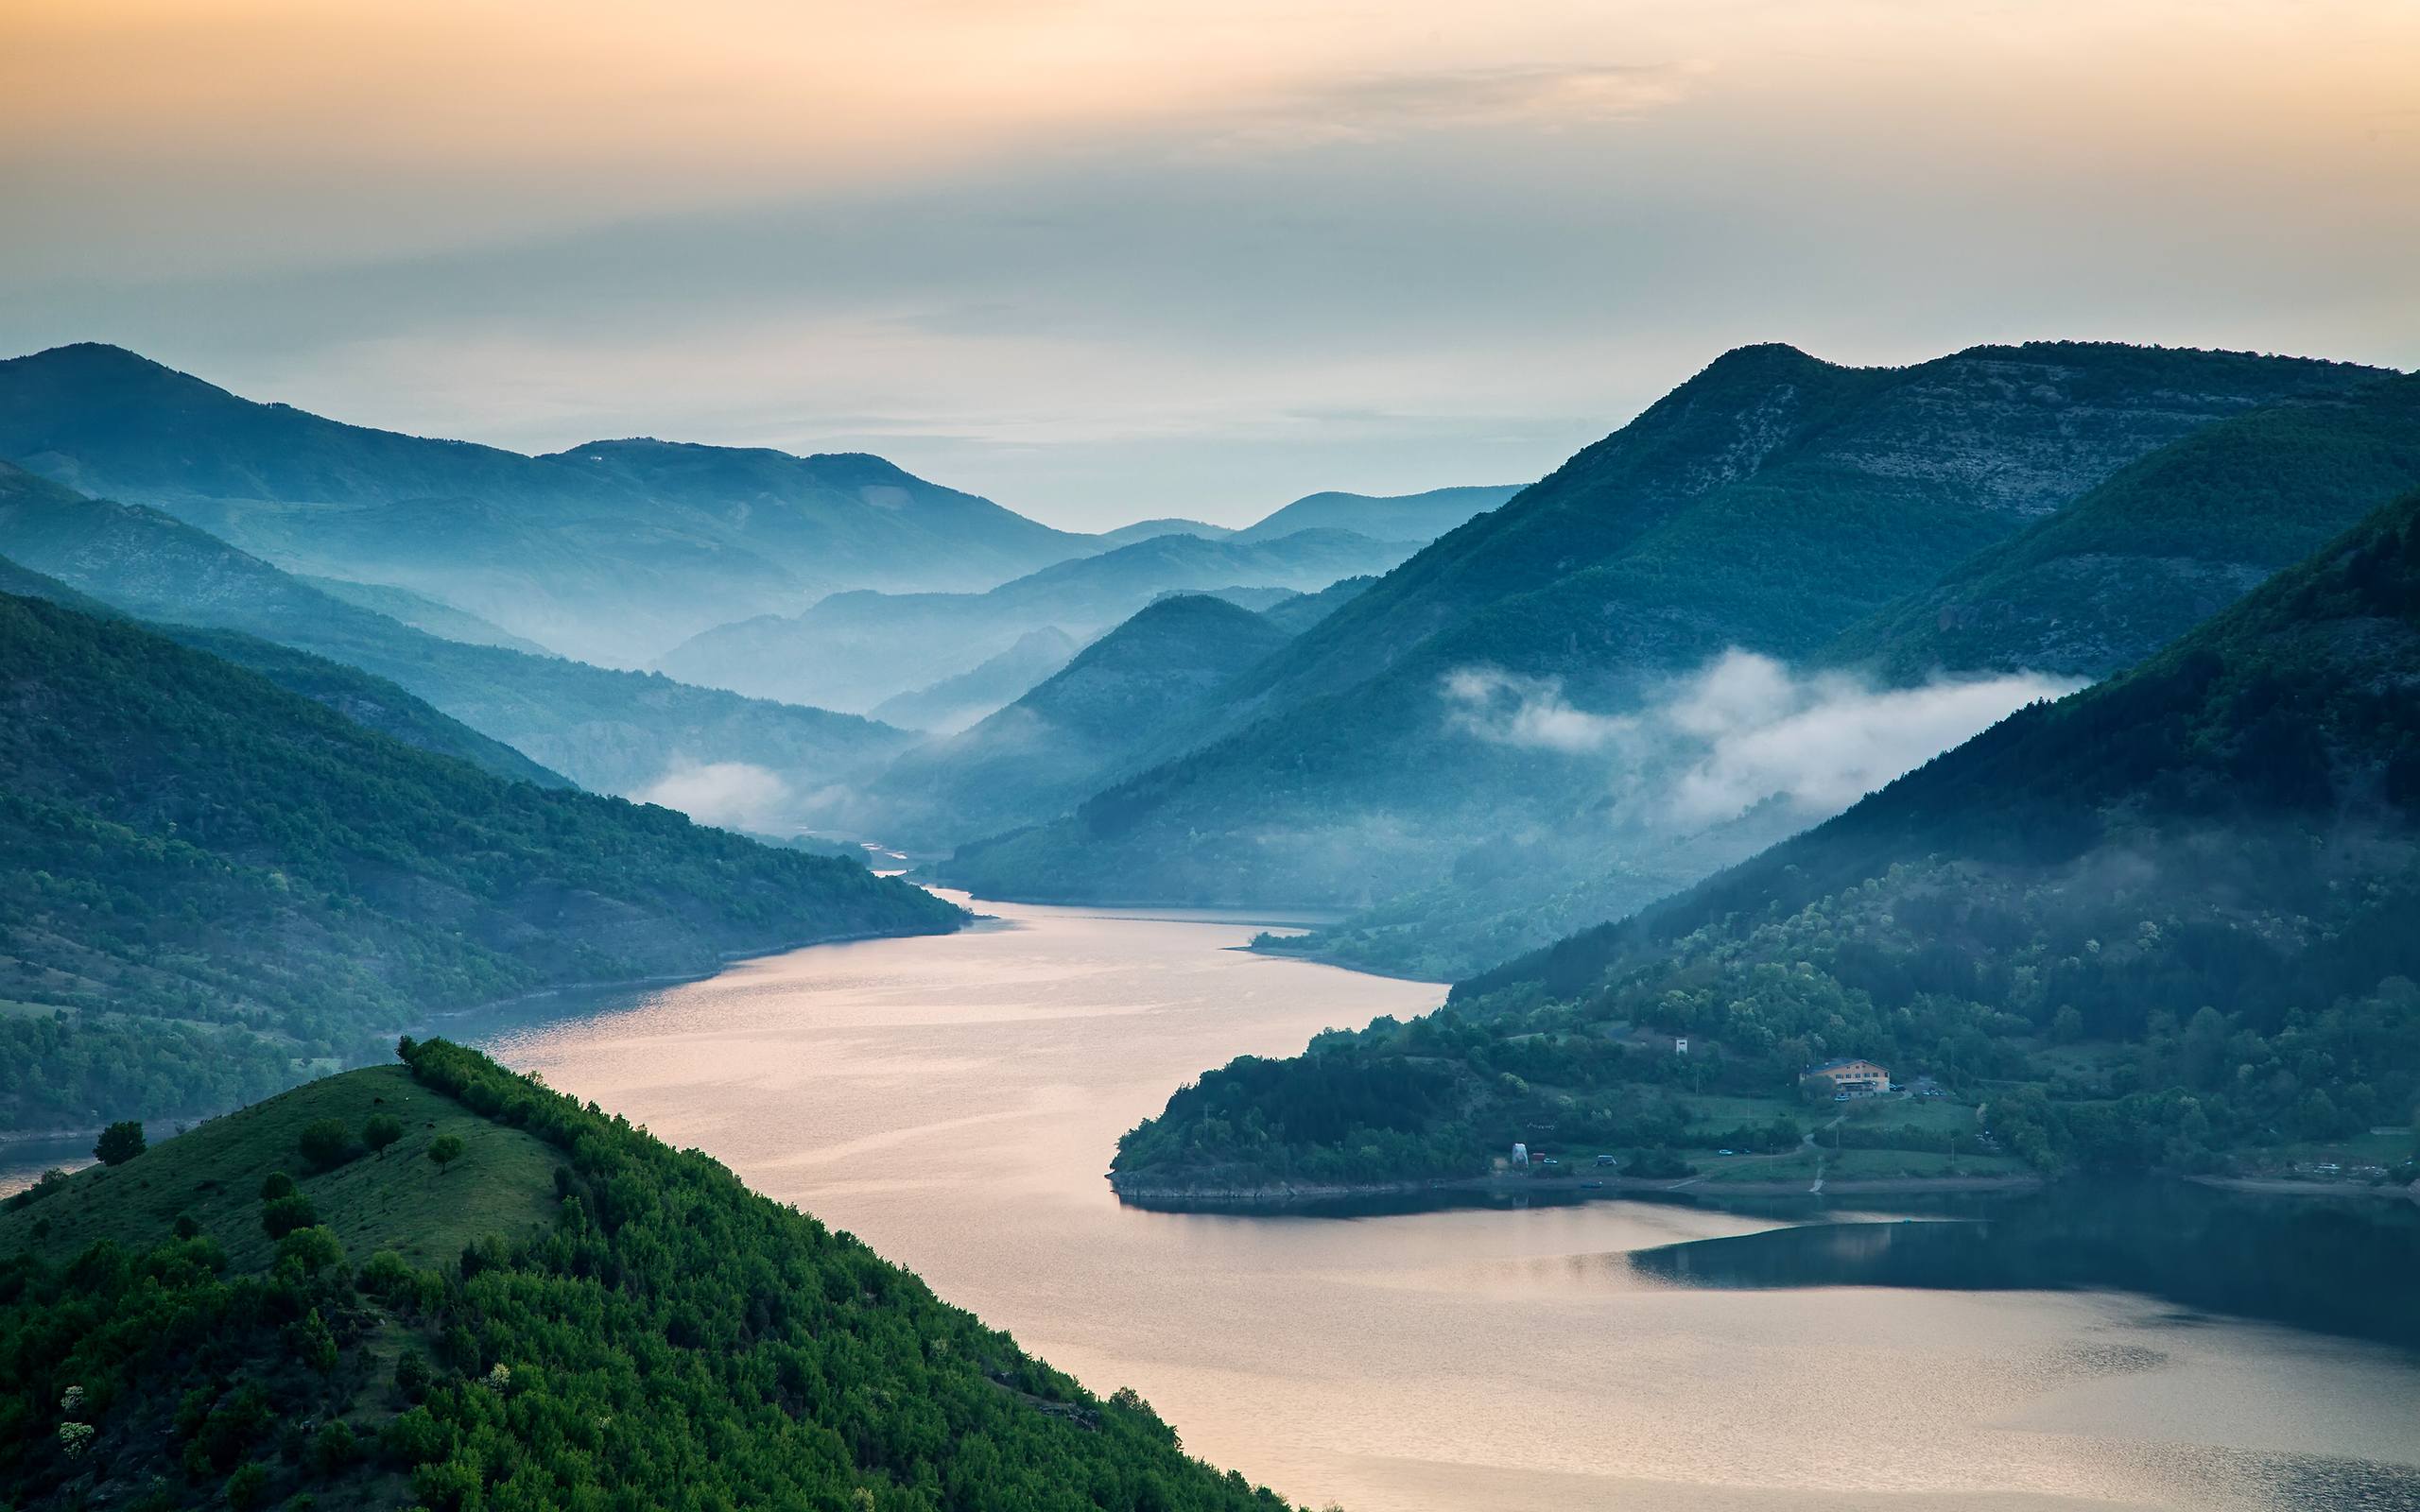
<box><xmin>1109</xmin><ymin>1169</ymin><xmax>2048</xmax><ymax>1211</ymax></box>
<box><xmin>0</xmin><ymin>917</ymin><xmax>966</xmax><ymax>1153</ymax></box>
<box><xmin>1110</xmin><ymin>1167</ymin><xmax>2420</xmax><ymax>1212</ymax></box>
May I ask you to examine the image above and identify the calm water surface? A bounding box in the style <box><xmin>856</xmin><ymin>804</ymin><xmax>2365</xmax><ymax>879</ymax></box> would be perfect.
<box><xmin>475</xmin><ymin>893</ymin><xmax>2420</xmax><ymax>1512</ymax></box>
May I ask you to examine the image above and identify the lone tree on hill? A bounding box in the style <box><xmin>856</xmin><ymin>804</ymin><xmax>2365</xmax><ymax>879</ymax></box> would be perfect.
<box><xmin>93</xmin><ymin>1121</ymin><xmax>146</xmax><ymax>1166</ymax></box>
<box><xmin>363</xmin><ymin>1113</ymin><xmax>405</xmax><ymax>1157</ymax></box>
<box><xmin>427</xmin><ymin>1133</ymin><xmax>465</xmax><ymax>1176</ymax></box>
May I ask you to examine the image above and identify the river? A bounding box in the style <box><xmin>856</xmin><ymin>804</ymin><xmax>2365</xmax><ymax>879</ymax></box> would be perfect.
<box><xmin>455</xmin><ymin>891</ymin><xmax>2420</xmax><ymax>1511</ymax></box>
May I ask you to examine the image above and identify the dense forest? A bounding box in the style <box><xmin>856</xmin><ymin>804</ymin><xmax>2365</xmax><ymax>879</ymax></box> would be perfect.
<box><xmin>0</xmin><ymin>593</ymin><xmax>962</xmax><ymax>1136</ymax></box>
<box><xmin>0</xmin><ymin>1042</ymin><xmax>1296</xmax><ymax>1511</ymax></box>
<box><xmin>1113</xmin><ymin>491</ymin><xmax>2420</xmax><ymax>1192</ymax></box>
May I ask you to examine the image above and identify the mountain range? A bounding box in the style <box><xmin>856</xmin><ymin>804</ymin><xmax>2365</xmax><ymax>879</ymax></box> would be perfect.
<box><xmin>850</xmin><ymin>594</ymin><xmax>1299</xmax><ymax>851</ymax></box>
<box><xmin>1111</xmin><ymin>486</ymin><xmax>2420</xmax><ymax>1194</ymax></box>
<box><xmin>932</xmin><ymin>343</ymin><xmax>2396</xmax><ymax>950</ymax></box>
<box><xmin>658</xmin><ymin>525</ymin><xmax>1421</xmax><ymax>713</ymax></box>
<box><xmin>0</xmin><ymin>344</ymin><xmax>1088</xmax><ymax>665</ymax></box>
<box><xmin>0</xmin><ymin>462</ymin><xmax>912</xmax><ymax>805</ymax></box>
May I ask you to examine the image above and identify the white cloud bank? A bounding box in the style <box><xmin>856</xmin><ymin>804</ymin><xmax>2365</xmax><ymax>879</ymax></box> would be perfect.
<box><xmin>1444</xmin><ymin>650</ymin><xmax>2083</xmax><ymax>828</ymax></box>
<box><xmin>635</xmin><ymin>759</ymin><xmax>793</xmax><ymax>834</ymax></box>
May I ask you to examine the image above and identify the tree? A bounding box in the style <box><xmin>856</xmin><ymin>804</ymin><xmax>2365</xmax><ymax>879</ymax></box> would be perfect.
<box><xmin>363</xmin><ymin>1113</ymin><xmax>405</xmax><ymax>1157</ymax></box>
<box><xmin>261</xmin><ymin>1194</ymin><xmax>319</xmax><ymax>1240</ymax></box>
<box><xmin>94</xmin><ymin>1120</ymin><xmax>146</xmax><ymax>1166</ymax></box>
<box><xmin>298</xmin><ymin>1117</ymin><xmax>354</xmax><ymax>1172</ymax></box>
<box><xmin>259</xmin><ymin>1170</ymin><xmax>296</xmax><ymax>1201</ymax></box>
<box><xmin>426</xmin><ymin>1134</ymin><xmax>464</xmax><ymax>1175</ymax></box>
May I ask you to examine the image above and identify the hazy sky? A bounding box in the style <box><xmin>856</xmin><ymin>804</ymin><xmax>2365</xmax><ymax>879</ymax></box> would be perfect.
<box><xmin>5</xmin><ymin>1</ymin><xmax>2415</xmax><ymax>529</ymax></box>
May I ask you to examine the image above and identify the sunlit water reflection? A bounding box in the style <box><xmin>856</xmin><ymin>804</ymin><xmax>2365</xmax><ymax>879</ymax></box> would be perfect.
<box><xmin>450</xmin><ymin>894</ymin><xmax>2420</xmax><ymax>1509</ymax></box>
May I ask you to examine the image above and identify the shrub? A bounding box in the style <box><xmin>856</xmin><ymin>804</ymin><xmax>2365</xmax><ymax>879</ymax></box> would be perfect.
<box><xmin>363</xmin><ymin>1114</ymin><xmax>406</xmax><ymax>1156</ymax></box>
<box><xmin>224</xmin><ymin>1462</ymin><xmax>270</xmax><ymax>1511</ymax></box>
<box><xmin>298</xmin><ymin>1119</ymin><xmax>355</xmax><ymax>1173</ymax></box>
<box><xmin>94</xmin><ymin>1121</ymin><xmax>147</xmax><ymax>1166</ymax></box>
<box><xmin>261</xmin><ymin>1194</ymin><xmax>319</xmax><ymax>1240</ymax></box>
<box><xmin>260</xmin><ymin>1171</ymin><xmax>297</xmax><ymax>1202</ymax></box>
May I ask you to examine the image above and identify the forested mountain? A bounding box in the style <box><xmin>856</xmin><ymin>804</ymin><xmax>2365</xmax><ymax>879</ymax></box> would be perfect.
<box><xmin>870</xmin><ymin>627</ymin><xmax>1083</xmax><ymax>733</ymax></box>
<box><xmin>0</xmin><ymin>593</ymin><xmax>962</xmax><ymax>1135</ymax></box>
<box><xmin>0</xmin><ymin>344</ymin><xmax>1087</xmax><ymax>664</ymax></box>
<box><xmin>0</xmin><ymin>549</ymin><xmax>567</xmax><ymax>788</ymax></box>
<box><xmin>0</xmin><ymin>1043</ymin><xmax>1294</xmax><ymax>1512</ymax></box>
<box><xmin>1092</xmin><ymin>517</ymin><xmax>1233</xmax><ymax>546</ymax></box>
<box><xmin>1826</xmin><ymin>372</ymin><xmax>2420</xmax><ymax>680</ymax></box>
<box><xmin>850</xmin><ymin>595</ymin><xmax>1296</xmax><ymax>851</ymax></box>
<box><xmin>938</xmin><ymin>343</ymin><xmax>2389</xmax><ymax>919</ymax></box>
<box><xmin>1251</xmin><ymin>576</ymin><xmax>1371</xmax><ymax>635</ymax></box>
<box><xmin>659</xmin><ymin>527</ymin><xmax>1412</xmax><ymax>713</ymax></box>
<box><xmin>0</xmin><ymin>463</ymin><xmax>913</xmax><ymax>801</ymax></box>
<box><xmin>1226</xmin><ymin>484</ymin><xmax>1521</xmax><ymax>544</ymax></box>
<box><xmin>1259</xmin><ymin>368</ymin><xmax>2420</xmax><ymax>980</ymax></box>
<box><xmin>296</xmin><ymin>575</ymin><xmax>550</xmax><ymax>654</ymax></box>
<box><xmin>1113</xmin><ymin>491</ymin><xmax>2420</xmax><ymax>1192</ymax></box>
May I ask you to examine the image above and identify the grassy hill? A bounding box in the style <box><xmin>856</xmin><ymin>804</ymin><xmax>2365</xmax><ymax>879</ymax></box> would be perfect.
<box><xmin>856</xmin><ymin>595</ymin><xmax>1294</xmax><ymax>851</ymax></box>
<box><xmin>0</xmin><ymin>1042</ymin><xmax>1294</xmax><ymax>1512</ymax></box>
<box><xmin>1111</xmin><ymin>490</ymin><xmax>2420</xmax><ymax>1193</ymax></box>
<box><xmin>1825</xmin><ymin>372</ymin><xmax>2420</xmax><ymax>680</ymax></box>
<box><xmin>938</xmin><ymin>343</ymin><xmax>2388</xmax><ymax>917</ymax></box>
<box><xmin>0</xmin><ymin>462</ymin><xmax>915</xmax><ymax>799</ymax></box>
<box><xmin>0</xmin><ymin>592</ymin><xmax>961</xmax><ymax>1135</ymax></box>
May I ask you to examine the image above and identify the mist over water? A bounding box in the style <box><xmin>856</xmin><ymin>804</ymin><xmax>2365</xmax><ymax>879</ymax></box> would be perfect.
<box><xmin>473</xmin><ymin>894</ymin><xmax>2420</xmax><ymax>1512</ymax></box>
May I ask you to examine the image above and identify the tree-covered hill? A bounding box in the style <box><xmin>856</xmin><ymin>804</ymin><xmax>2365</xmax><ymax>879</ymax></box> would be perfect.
<box><xmin>0</xmin><ymin>593</ymin><xmax>962</xmax><ymax>1135</ymax></box>
<box><xmin>1825</xmin><ymin>372</ymin><xmax>2420</xmax><ymax>680</ymax></box>
<box><xmin>0</xmin><ymin>549</ymin><xmax>568</xmax><ymax>788</ymax></box>
<box><xmin>0</xmin><ymin>462</ymin><xmax>915</xmax><ymax>799</ymax></box>
<box><xmin>1112</xmin><ymin>491</ymin><xmax>2420</xmax><ymax>1192</ymax></box>
<box><xmin>938</xmin><ymin>344</ymin><xmax>2388</xmax><ymax>916</ymax></box>
<box><xmin>856</xmin><ymin>595</ymin><xmax>1295</xmax><ymax>852</ymax></box>
<box><xmin>0</xmin><ymin>1043</ymin><xmax>1296</xmax><ymax>1512</ymax></box>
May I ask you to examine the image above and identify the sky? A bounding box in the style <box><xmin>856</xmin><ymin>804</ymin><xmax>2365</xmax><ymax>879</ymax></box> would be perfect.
<box><xmin>4</xmin><ymin>1</ymin><xmax>2416</xmax><ymax>531</ymax></box>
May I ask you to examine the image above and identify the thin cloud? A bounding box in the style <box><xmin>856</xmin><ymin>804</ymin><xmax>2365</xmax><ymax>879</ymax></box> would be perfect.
<box><xmin>1443</xmin><ymin>650</ymin><xmax>2083</xmax><ymax>826</ymax></box>
<box><xmin>1213</xmin><ymin>63</ymin><xmax>1698</xmax><ymax>149</ymax></box>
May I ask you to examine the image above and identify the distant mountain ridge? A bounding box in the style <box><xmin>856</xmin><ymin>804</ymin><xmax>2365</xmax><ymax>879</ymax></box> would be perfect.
<box><xmin>659</xmin><ymin>525</ymin><xmax>1416</xmax><ymax>712</ymax></box>
<box><xmin>849</xmin><ymin>593</ymin><xmax>1296</xmax><ymax>851</ymax></box>
<box><xmin>1227</xmin><ymin>484</ymin><xmax>1521</xmax><ymax>544</ymax></box>
<box><xmin>0</xmin><ymin>462</ymin><xmax>913</xmax><ymax>803</ymax></box>
<box><xmin>0</xmin><ymin>344</ymin><xmax>1090</xmax><ymax>664</ymax></box>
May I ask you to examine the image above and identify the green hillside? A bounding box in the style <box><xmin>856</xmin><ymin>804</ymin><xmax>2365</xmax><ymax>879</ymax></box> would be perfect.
<box><xmin>0</xmin><ymin>1042</ymin><xmax>1294</xmax><ymax>1512</ymax></box>
<box><xmin>0</xmin><ymin>593</ymin><xmax>961</xmax><ymax>1135</ymax></box>
<box><xmin>0</xmin><ymin>550</ymin><xmax>566</xmax><ymax>789</ymax></box>
<box><xmin>1827</xmin><ymin>372</ymin><xmax>2420</xmax><ymax>679</ymax></box>
<box><xmin>0</xmin><ymin>462</ymin><xmax>914</xmax><ymax>798</ymax></box>
<box><xmin>940</xmin><ymin>343</ymin><xmax>2387</xmax><ymax>917</ymax></box>
<box><xmin>1112</xmin><ymin>491</ymin><xmax>2420</xmax><ymax>1193</ymax></box>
